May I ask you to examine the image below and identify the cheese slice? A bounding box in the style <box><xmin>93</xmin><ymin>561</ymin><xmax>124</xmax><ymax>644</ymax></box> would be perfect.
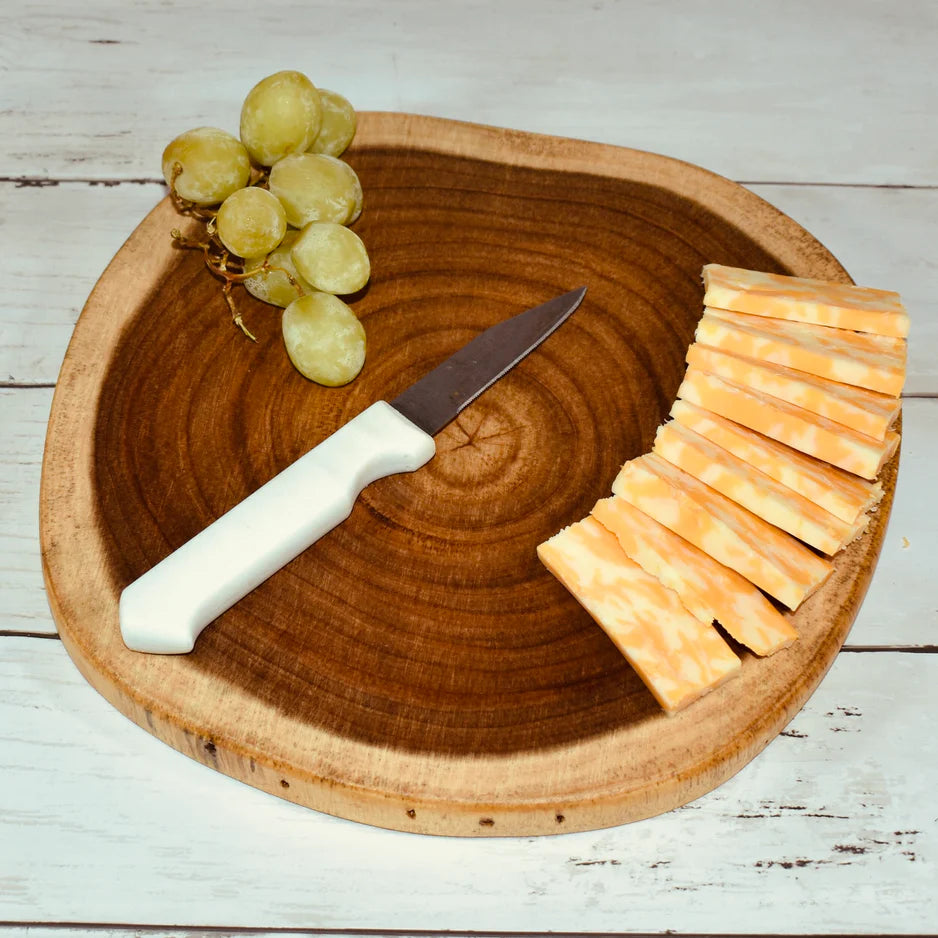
<box><xmin>653</xmin><ymin>420</ymin><xmax>859</xmax><ymax>555</ymax></box>
<box><xmin>677</xmin><ymin>367</ymin><xmax>900</xmax><ymax>480</ymax></box>
<box><xmin>670</xmin><ymin>399</ymin><xmax>883</xmax><ymax>524</ymax></box>
<box><xmin>591</xmin><ymin>496</ymin><xmax>797</xmax><ymax>656</ymax></box>
<box><xmin>537</xmin><ymin>516</ymin><xmax>740</xmax><ymax>712</ymax></box>
<box><xmin>702</xmin><ymin>263</ymin><xmax>909</xmax><ymax>338</ymax></box>
<box><xmin>612</xmin><ymin>453</ymin><xmax>833</xmax><ymax>609</ymax></box>
<box><xmin>707</xmin><ymin>306</ymin><xmax>907</xmax><ymax>361</ymax></box>
<box><xmin>686</xmin><ymin>343</ymin><xmax>900</xmax><ymax>441</ymax></box>
<box><xmin>697</xmin><ymin>308</ymin><xmax>906</xmax><ymax>397</ymax></box>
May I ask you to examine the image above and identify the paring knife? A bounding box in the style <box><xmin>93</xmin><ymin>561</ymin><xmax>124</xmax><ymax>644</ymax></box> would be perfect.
<box><xmin>119</xmin><ymin>287</ymin><xmax>587</xmax><ymax>654</ymax></box>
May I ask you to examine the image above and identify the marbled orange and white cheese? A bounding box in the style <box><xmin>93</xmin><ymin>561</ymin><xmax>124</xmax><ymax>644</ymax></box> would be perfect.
<box><xmin>702</xmin><ymin>264</ymin><xmax>909</xmax><ymax>338</ymax></box>
<box><xmin>537</xmin><ymin>516</ymin><xmax>740</xmax><ymax>713</ymax></box>
<box><xmin>612</xmin><ymin>454</ymin><xmax>832</xmax><ymax>610</ymax></box>
<box><xmin>677</xmin><ymin>367</ymin><xmax>900</xmax><ymax>480</ymax></box>
<box><xmin>652</xmin><ymin>420</ymin><xmax>863</xmax><ymax>555</ymax></box>
<box><xmin>685</xmin><ymin>343</ymin><xmax>900</xmax><ymax>440</ymax></box>
<box><xmin>697</xmin><ymin>308</ymin><xmax>906</xmax><ymax>396</ymax></box>
<box><xmin>669</xmin><ymin>399</ymin><xmax>883</xmax><ymax>524</ymax></box>
<box><xmin>537</xmin><ymin>266</ymin><xmax>906</xmax><ymax>714</ymax></box>
<box><xmin>590</xmin><ymin>496</ymin><xmax>797</xmax><ymax>656</ymax></box>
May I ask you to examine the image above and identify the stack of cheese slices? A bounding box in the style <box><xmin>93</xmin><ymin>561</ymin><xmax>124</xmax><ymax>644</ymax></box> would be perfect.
<box><xmin>538</xmin><ymin>264</ymin><xmax>909</xmax><ymax>714</ymax></box>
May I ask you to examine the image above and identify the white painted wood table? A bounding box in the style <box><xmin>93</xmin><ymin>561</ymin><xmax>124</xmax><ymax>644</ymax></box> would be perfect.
<box><xmin>1</xmin><ymin>2</ymin><xmax>935</xmax><ymax>935</ymax></box>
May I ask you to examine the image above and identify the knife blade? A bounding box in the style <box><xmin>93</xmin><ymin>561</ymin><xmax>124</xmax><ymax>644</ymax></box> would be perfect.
<box><xmin>119</xmin><ymin>287</ymin><xmax>587</xmax><ymax>654</ymax></box>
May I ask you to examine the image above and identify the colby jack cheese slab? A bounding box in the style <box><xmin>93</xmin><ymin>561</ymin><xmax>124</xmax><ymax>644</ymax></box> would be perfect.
<box><xmin>652</xmin><ymin>419</ymin><xmax>864</xmax><ymax>555</ymax></box>
<box><xmin>697</xmin><ymin>308</ymin><xmax>906</xmax><ymax>397</ymax></box>
<box><xmin>612</xmin><ymin>453</ymin><xmax>833</xmax><ymax>610</ymax></box>
<box><xmin>669</xmin><ymin>399</ymin><xmax>883</xmax><ymax>524</ymax></box>
<box><xmin>685</xmin><ymin>343</ymin><xmax>900</xmax><ymax>441</ymax></box>
<box><xmin>676</xmin><ymin>367</ymin><xmax>900</xmax><ymax>480</ymax></box>
<box><xmin>537</xmin><ymin>516</ymin><xmax>740</xmax><ymax>712</ymax></box>
<box><xmin>538</xmin><ymin>264</ymin><xmax>905</xmax><ymax>715</ymax></box>
<box><xmin>590</xmin><ymin>495</ymin><xmax>797</xmax><ymax>657</ymax></box>
<box><xmin>702</xmin><ymin>263</ymin><xmax>910</xmax><ymax>338</ymax></box>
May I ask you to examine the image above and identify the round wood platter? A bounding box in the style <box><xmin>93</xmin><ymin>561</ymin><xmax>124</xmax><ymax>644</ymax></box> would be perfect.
<box><xmin>40</xmin><ymin>113</ymin><xmax>898</xmax><ymax>836</ymax></box>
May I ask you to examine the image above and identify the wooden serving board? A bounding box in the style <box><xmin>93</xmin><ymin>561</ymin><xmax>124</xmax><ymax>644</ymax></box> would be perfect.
<box><xmin>40</xmin><ymin>113</ymin><xmax>897</xmax><ymax>836</ymax></box>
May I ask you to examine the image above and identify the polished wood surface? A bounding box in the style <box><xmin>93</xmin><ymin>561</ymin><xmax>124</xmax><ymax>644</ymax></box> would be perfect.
<box><xmin>40</xmin><ymin>114</ymin><xmax>897</xmax><ymax>835</ymax></box>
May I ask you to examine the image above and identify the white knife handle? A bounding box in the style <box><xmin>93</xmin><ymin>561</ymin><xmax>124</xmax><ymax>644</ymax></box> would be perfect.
<box><xmin>119</xmin><ymin>401</ymin><xmax>436</xmax><ymax>654</ymax></box>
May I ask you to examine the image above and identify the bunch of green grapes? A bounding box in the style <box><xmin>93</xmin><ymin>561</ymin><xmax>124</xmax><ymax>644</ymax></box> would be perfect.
<box><xmin>161</xmin><ymin>71</ymin><xmax>367</xmax><ymax>386</ymax></box>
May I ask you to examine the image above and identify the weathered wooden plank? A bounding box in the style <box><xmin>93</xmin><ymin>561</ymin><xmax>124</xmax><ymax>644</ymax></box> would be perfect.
<box><xmin>7</xmin><ymin>389</ymin><xmax>934</xmax><ymax>647</ymax></box>
<box><xmin>0</xmin><ymin>933</ymin><xmax>414</xmax><ymax>938</ymax></box>
<box><xmin>0</xmin><ymin>636</ymin><xmax>933</xmax><ymax>933</ymax></box>
<box><xmin>0</xmin><ymin>181</ymin><xmax>164</xmax><ymax>384</ymax></box>
<box><xmin>2</xmin><ymin>182</ymin><xmax>936</xmax><ymax>390</ymax></box>
<box><xmin>0</xmin><ymin>388</ymin><xmax>54</xmax><ymax>631</ymax></box>
<box><xmin>1</xmin><ymin>1</ymin><xmax>936</xmax><ymax>185</ymax></box>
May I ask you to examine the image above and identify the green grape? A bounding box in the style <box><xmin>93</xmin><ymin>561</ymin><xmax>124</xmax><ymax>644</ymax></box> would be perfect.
<box><xmin>239</xmin><ymin>70</ymin><xmax>322</xmax><ymax>167</ymax></box>
<box><xmin>291</xmin><ymin>222</ymin><xmax>370</xmax><ymax>295</ymax></box>
<box><xmin>267</xmin><ymin>153</ymin><xmax>362</xmax><ymax>227</ymax></box>
<box><xmin>244</xmin><ymin>230</ymin><xmax>316</xmax><ymax>307</ymax></box>
<box><xmin>282</xmin><ymin>293</ymin><xmax>366</xmax><ymax>386</ymax></box>
<box><xmin>161</xmin><ymin>127</ymin><xmax>251</xmax><ymax>205</ymax></box>
<box><xmin>307</xmin><ymin>89</ymin><xmax>357</xmax><ymax>157</ymax></box>
<box><xmin>215</xmin><ymin>187</ymin><xmax>287</xmax><ymax>258</ymax></box>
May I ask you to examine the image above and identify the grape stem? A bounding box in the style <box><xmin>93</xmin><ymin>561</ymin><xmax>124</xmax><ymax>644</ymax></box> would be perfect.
<box><xmin>209</xmin><ymin>230</ymin><xmax>256</xmax><ymax>341</ymax></box>
<box><xmin>222</xmin><ymin>281</ymin><xmax>257</xmax><ymax>341</ymax></box>
<box><xmin>168</xmin><ymin>227</ymin><xmax>258</xmax><ymax>341</ymax></box>
<box><xmin>167</xmin><ymin>162</ymin><xmax>287</xmax><ymax>343</ymax></box>
<box><xmin>169</xmin><ymin>228</ymin><xmax>211</xmax><ymax>251</ymax></box>
<box><xmin>167</xmin><ymin>173</ymin><xmax>263</xmax><ymax>342</ymax></box>
<box><xmin>249</xmin><ymin>165</ymin><xmax>270</xmax><ymax>188</ymax></box>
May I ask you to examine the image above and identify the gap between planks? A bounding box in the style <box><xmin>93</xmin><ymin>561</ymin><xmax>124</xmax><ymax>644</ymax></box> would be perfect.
<box><xmin>3</xmin><ymin>175</ymin><xmax>938</xmax><ymax>191</ymax></box>
<box><xmin>4</xmin><ymin>926</ymin><xmax>918</xmax><ymax>938</ymax></box>
<box><xmin>2</xmin><ymin>632</ymin><xmax>935</xmax><ymax>654</ymax></box>
<box><xmin>0</xmin><ymin>381</ymin><xmax>55</xmax><ymax>389</ymax></box>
